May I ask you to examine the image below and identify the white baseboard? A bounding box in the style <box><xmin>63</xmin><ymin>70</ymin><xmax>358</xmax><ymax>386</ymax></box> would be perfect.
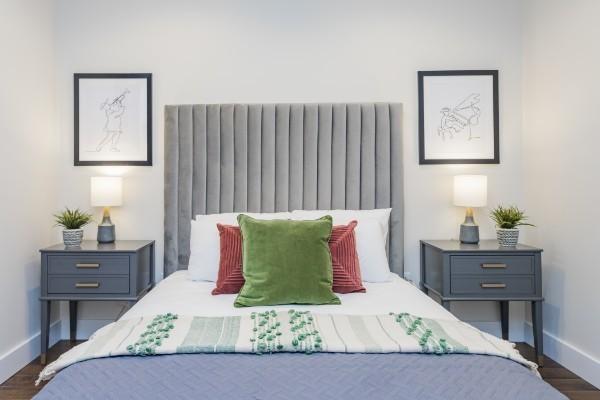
<box><xmin>524</xmin><ymin>321</ymin><xmax>600</xmax><ymax>389</ymax></box>
<box><xmin>0</xmin><ymin>320</ymin><xmax>62</xmax><ymax>384</ymax></box>
<box><xmin>60</xmin><ymin>319</ymin><xmax>114</xmax><ymax>340</ymax></box>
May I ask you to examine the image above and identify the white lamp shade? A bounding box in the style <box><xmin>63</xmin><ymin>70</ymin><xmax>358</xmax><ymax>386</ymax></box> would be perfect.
<box><xmin>91</xmin><ymin>177</ymin><xmax>122</xmax><ymax>207</ymax></box>
<box><xmin>453</xmin><ymin>175</ymin><xmax>487</xmax><ymax>207</ymax></box>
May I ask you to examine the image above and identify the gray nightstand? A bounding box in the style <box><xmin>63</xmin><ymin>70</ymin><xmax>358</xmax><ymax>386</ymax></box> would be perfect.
<box><xmin>39</xmin><ymin>240</ymin><xmax>154</xmax><ymax>364</ymax></box>
<box><xmin>420</xmin><ymin>239</ymin><xmax>544</xmax><ymax>365</ymax></box>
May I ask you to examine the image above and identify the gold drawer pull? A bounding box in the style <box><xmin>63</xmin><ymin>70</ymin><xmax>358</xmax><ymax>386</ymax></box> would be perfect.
<box><xmin>481</xmin><ymin>263</ymin><xmax>507</xmax><ymax>269</ymax></box>
<box><xmin>75</xmin><ymin>282</ymin><xmax>100</xmax><ymax>288</ymax></box>
<box><xmin>76</xmin><ymin>263</ymin><xmax>100</xmax><ymax>268</ymax></box>
<box><xmin>481</xmin><ymin>283</ymin><xmax>507</xmax><ymax>289</ymax></box>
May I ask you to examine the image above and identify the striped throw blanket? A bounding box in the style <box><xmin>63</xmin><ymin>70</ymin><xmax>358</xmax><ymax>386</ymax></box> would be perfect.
<box><xmin>37</xmin><ymin>310</ymin><xmax>536</xmax><ymax>383</ymax></box>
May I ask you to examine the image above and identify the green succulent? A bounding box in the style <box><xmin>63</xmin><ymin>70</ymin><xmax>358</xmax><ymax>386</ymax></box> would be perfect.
<box><xmin>490</xmin><ymin>205</ymin><xmax>535</xmax><ymax>229</ymax></box>
<box><xmin>54</xmin><ymin>207</ymin><xmax>94</xmax><ymax>229</ymax></box>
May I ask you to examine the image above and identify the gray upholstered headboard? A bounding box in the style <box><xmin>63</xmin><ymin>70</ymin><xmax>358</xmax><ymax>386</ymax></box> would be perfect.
<box><xmin>164</xmin><ymin>103</ymin><xmax>403</xmax><ymax>277</ymax></box>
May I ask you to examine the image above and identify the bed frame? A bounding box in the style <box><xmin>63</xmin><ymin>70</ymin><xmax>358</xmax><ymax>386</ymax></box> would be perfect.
<box><xmin>164</xmin><ymin>103</ymin><xmax>403</xmax><ymax>277</ymax></box>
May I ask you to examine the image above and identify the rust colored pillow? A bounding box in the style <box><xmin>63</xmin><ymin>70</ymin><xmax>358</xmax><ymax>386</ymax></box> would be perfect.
<box><xmin>212</xmin><ymin>221</ymin><xmax>365</xmax><ymax>295</ymax></box>
<box><xmin>329</xmin><ymin>221</ymin><xmax>366</xmax><ymax>294</ymax></box>
<box><xmin>212</xmin><ymin>224</ymin><xmax>245</xmax><ymax>295</ymax></box>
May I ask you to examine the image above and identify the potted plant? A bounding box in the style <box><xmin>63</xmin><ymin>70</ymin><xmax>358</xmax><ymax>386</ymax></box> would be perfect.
<box><xmin>490</xmin><ymin>205</ymin><xmax>534</xmax><ymax>247</ymax></box>
<box><xmin>54</xmin><ymin>208</ymin><xmax>94</xmax><ymax>246</ymax></box>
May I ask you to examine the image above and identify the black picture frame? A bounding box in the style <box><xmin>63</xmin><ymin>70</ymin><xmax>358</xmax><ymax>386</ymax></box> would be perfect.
<box><xmin>74</xmin><ymin>73</ymin><xmax>152</xmax><ymax>166</ymax></box>
<box><xmin>418</xmin><ymin>70</ymin><xmax>499</xmax><ymax>164</ymax></box>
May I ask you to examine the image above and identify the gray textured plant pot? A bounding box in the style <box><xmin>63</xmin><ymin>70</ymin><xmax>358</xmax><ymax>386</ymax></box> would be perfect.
<box><xmin>496</xmin><ymin>228</ymin><xmax>519</xmax><ymax>247</ymax></box>
<box><xmin>63</xmin><ymin>229</ymin><xmax>84</xmax><ymax>247</ymax></box>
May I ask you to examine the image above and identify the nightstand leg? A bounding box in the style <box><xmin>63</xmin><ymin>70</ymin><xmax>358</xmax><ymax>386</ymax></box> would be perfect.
<box><xmin>69</xmin><ymin>301</ymin><xmax>78</xmax><ymax>342</ymax></box>
<box><xmin>442</xmin><ymin>300</ymin><xmax>450</xmax><ymax>311</ymax></box>
<box><xmin>500</xmin><ymin>301</ymin><xmax>509</xmax><ymax>340</ymax></box>
<box><xmin>40</xmin><ymin>300</ymin><xmax>50</xmax><ymax>365</ymax></box>
<box><xmin>532</xmin><ymin>300</ymin><xmax>544</xmax><ymax>367</ymax></box>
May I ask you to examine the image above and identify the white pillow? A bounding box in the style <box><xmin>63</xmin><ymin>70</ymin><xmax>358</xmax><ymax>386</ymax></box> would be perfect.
<box><xmin>290</xmin><ymin>209</ymin><xmax>392</xmax><ymax>282</ymax></box>
<box><xmin>188</xmin><ymin>211</ymin><xmax>292</xmax><ymax>281</ymax></box>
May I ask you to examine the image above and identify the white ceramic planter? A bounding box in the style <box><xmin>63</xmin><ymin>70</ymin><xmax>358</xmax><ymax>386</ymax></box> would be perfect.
<box><xmin>63</xmin><ymin>229</ymin><xmax>84</xmax><ymax>246</ymax></box>
<box><xmin>496</xmin><ymin>228</ymin><xmax>519</xmax><ymax>247</ymax></box>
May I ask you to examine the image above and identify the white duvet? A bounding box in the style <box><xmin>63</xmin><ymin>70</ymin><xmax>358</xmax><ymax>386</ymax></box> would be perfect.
<box><xmin>121</xmin><ymin>271</ymin><xmax>458</xmax><ymax>321</ymax></box>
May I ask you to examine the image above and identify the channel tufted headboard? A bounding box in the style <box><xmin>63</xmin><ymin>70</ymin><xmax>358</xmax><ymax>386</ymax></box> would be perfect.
<box><xmin>164</xmin><ymin>103</ymin><xmax>403</xmax><ymax>277</ymax></box>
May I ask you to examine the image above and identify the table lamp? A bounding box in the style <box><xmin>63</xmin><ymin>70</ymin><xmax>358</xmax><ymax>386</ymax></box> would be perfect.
<box><xmin>91</xmin><ymin>176</ymin><xmax>122</xmax><ymax>243</ymax></box>
<box><xmin>453</xmin><ymin>175</ymin><xmax>487</xmax><ymax>244</ymax></box>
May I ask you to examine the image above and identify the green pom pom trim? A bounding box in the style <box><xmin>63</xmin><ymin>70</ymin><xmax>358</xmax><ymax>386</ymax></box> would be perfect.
<box><xmin>127</xmin><ymin>314</ymin><xmax>178</xmax><ymax>356</ymax></box>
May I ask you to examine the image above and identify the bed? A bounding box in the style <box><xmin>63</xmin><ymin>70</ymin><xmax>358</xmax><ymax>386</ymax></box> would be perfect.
<box><xmin>34</xmin><ymin>103</ymin><xmax>564</xmax><ymax>399</ymax></box>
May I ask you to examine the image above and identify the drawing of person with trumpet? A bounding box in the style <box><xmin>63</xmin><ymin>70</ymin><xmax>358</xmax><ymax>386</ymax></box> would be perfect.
<box><xmin>96</xmin><ymin>89</ymin><xmax>130</xmax><ymax>152</ymax></box>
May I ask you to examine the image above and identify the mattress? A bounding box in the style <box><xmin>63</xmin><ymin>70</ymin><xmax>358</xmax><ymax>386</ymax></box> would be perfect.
<box><xmin>34</xmin><ymin>272</ymin><xmax>566</xmax><ymax>400</ymax></box>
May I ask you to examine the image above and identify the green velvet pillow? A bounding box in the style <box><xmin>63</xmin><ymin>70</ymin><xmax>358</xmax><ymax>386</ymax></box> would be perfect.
<box><xmin>234</xmin><ymin>214</ymin><xmax>340</xmax><ymax>307</ymax></box>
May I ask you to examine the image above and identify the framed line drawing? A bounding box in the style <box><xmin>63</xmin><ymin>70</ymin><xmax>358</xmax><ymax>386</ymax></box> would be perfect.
<box><xmin>74</xmin><ymin>73</ymin><xmax>152</xmax><ymax>166</ymax></box>
<box><xmin>418</xmin><ymin>70</ymin><xmax>499</xmax><ymax>164</ymax></box>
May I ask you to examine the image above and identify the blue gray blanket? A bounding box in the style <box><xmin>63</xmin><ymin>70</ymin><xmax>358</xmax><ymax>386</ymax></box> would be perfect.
<box><xmin>34</xmin><ymin>352</ymin><xmax>565</xmax><ymax>400</ymax></box>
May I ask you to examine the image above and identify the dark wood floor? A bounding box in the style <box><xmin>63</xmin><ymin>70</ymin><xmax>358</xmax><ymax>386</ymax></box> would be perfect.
<box><xmin>0</xmin><ymin>341</ymin><xmax>86</xmax><ymax>400</ymax></box>
<box><xmin>514</xmin><ymin>343</ymin><xmax>600</xmax><ymax>400</ymax></box>
<box><xmin>0</xmin><ymin>341</ymin><xmax>597</xmax><ymax>399</ymax></box>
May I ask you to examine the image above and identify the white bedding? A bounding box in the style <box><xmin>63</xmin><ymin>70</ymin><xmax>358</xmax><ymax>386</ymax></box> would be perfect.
<box><xmin>121</xmin><ymin>271</ymin><xmax>457</xmax><ymax>321</ymax></box>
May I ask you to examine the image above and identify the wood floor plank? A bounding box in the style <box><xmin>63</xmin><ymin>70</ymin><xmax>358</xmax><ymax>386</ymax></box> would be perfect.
<box><xmin>540</xmin><ymin>367</ymin><xmax>581</xmax><ymax>379</ymax></box>
<box><xmin>0</xmin><ymin>341</ymin><xmax>597</xmax><ymax>399</ymax></box>
<box><xmin>0</xmin><ymin>387</ymin><xmax>40</xmax><ymax>400</ymax></box>
<box><xmin>561</xmin><ymin>392</ymin><xmax>600</xmax><ymax>400</ymax></box>
<box><xmin>1</xmin><ymin>374</ymin><xmax>38</xmax><ymax>388</ymax></box>
<box><xmin>548</xmin><ymin>379</ymin><xmax>600</xmax><ymax>392</ymax></box>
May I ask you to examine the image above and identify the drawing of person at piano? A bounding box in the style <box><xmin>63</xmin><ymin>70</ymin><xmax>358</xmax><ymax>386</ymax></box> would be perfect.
<box><xmin>96</xmin><ymin>89</ymin><xmax>130</xmax><ymax>152</ymax></box>
<box><xmin>438</xmin><ymin>93</ymin><xmax>481</xmax><ymax>141</ymax></box>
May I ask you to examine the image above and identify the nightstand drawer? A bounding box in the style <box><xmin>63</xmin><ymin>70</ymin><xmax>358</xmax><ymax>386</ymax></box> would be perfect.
<box><xmin>47</xmin><ymin>255</ymin><xmax>129</xmax><ymax>275</ymax></box>
<box><xmin>450</xmin><ymin>255</ymin><xmax>534</xmax><ymax>275</ymax></box>
<box><xmin>451</xmin><ymin>276</ymin><xmax>535</xmax><ymax>295</ymax></box>
<box><xmin>47</xmin><ymin>276</ymin><xmax>130</xmax><ymax>294</ymax></box>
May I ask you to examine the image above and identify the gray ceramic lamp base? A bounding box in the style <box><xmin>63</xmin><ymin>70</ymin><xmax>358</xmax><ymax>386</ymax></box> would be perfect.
<box><xmin>97</xmin><ymin>225</ymin><xmax>116</xmax><ymax>243</ymax></box>
<box><xmin>97</xmin><ymin>210</ymin><xmax>116</xmax><ymax>243</ymax></box>
<box><xmin>459</xmin><ymin>208</ymin><xmax>480</xmax><ymax>244</ymax></box>
<box><xmin>459</xmin><ymin>224</ymin><xmax>479</xmax><ymax>244</ymax></box>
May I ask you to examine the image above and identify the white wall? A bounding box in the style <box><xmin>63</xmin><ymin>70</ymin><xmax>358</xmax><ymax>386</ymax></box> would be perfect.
<box><xmin>522</xmin><ymin>0</ymin><xmax>600</xmax><ymax>386</ymax></box>
<box><xmin>53</xmin><ymin>0</ymin><xmax>527</xmax><ymax>337</ymax></box>
<box><xmin>0</xmin><ymin>0</ymin><xmax>60</xmax><ymax>383</ymax></box>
